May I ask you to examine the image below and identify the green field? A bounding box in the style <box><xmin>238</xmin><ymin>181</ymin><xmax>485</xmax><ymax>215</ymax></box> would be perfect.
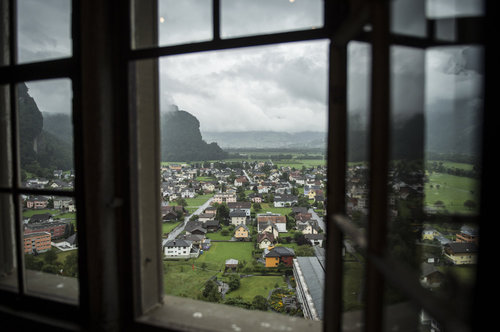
<box><xmin>22</xmin><ymin>209</ymin><xmax>59</xmax><ymax>218</ymax></box>
<box><xmin>225</xmin><ymin>276</ymin><xmax>287</xmax><ymax>301</ymax></box>
<box><xmin>425</xmin><ymin>173</ymin><xmax>479</xmax><ymax>214</ymax></box>
<box><xmin>163</xmin><ymin>241</ymin><xmax>255</xmax><ymax>298</ymax></box>
<box><xmin>253</xmin><ymin>203</ymin><xmax>291</xmax><ymax>216</ymax></box>
<box><xmin>162</xmin><ymin>221</ymin><xmax>181</xmax><ymax>235</ymax></box>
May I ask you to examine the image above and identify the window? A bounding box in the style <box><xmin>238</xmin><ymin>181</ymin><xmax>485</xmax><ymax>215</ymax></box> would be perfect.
<box><xmin>0</xmin><ymin>0</ymin><xmax>492</xmax><ymax>331</ymax></box>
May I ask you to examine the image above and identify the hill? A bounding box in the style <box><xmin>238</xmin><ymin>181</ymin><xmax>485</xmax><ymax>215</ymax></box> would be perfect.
<box><xmin>161</xmin><ymin>106</ymin><xmax>227</xmax><ymax>162</ymax></box>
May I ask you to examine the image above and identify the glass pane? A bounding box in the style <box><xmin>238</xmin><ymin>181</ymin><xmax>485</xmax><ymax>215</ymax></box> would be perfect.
<box><xmin>343</xmin><ymin>41</ymin><xmax>371</xmax><ymax>318</ymax></box>
<box><xmin>16</xmin><ymin>0</ymin><xmax>72</xmax><ymax>64</ymax></box>
<box><xmin>23</xmin><ymin>194</ymin><xmax>78</xmax><ymax>302</ymax></box>
<box><xmin>17</xmin><ymin>79</ymin><xmax>74</xmax><ymax>190</ymax></box>
<box><xmin>424</xmin><ymin>46</ymin><xmax>482</xmax><ymax>216</ymax></box>
<box><xmin>159</xmin><ymin>40</ymin><xmax>328</xmax><ymax>322</ymax></box>
<box><xmin>346</xmin><ymin>41</ymin><xmax>370</xmax><ymax>228</ymax></box>
<box><xmin>0</xmin><ymin>194</ymin><xmax>18</xmax><ymax>291</ymax></box>
<box><xmin>221</xmin><ymin>0</ymin><xmax>323</xmax><ymax>39</ymax></box>
<box><xmin>0</xmin><ymin>0</ymin><xmax>8</xmax><ymax>66</ymax></box>
<box><xmin>0</xmin><ymin>85</ymin><xmax>12</xmax><ymax>187</ymax></box>
<box><xmin>391</xmin><ymin>0</ymin><xmax>426</xmax><ymax>37</ymax></box>
<box><xmin>427</xmin><ymin>0</ymin><xmax>485</xmax><ymax>19</ymax></box>
<box><xmin>158</xmin><ymin>0</ymin><xmax>212</xmax><ymax>47</ymax></box>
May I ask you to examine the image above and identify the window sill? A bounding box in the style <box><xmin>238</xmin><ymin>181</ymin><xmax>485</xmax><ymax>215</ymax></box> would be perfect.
<box><xmin>137</xmin><ymin>295</ymin><xmax>322</xmax><ymax>332</ymax></box>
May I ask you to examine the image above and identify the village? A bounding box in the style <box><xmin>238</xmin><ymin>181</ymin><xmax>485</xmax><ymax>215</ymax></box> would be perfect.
<box><xmin>18</xmin><ymin>157</ymin><xmax>480</xmax><ymax>321</ymax></box>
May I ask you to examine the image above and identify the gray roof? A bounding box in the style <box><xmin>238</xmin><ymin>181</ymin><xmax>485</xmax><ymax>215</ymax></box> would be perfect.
<box><xmin>230</xmin><ymin>209</ymin><xmax>247</xmax><ymax>217</ymax></box>
<box><xmin>164</xmin><ymin>239</ymin><xmax>192</xmax><ymax>248</ymax></box>
<box><xmin>295</xmin><ymin>256</ymin><xmax>326</xmax><ymax>319</ymax></box>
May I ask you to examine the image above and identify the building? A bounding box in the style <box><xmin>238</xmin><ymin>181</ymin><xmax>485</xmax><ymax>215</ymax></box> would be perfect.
<box><xmin>229</xmin><ymin>209</ymin><xmax>247</xmax><ymax>226</ymax></box>
<box><xmin>264</xmin><ymin>246</ymin><xmax>295</xmax><ymax>267</ymax></box>
<box><xmin>227</xmin><ymin>202</ymin><xmax>251</xmax><ymax>217</ymax></box>
<box><xmin>443</xmin><ymin>242</ymin><xmax>478</xmax><ymax>265</ymax></box>
<box><xmin>24</xmin><ymin>232</ymin><xmax>52</xmax><ymax>254</ymax></box>
<box><xmin>163</xmin><ymin>239</ymin><xmax>199</xmax><ymax>259</ymax></box>
<box><xmin>257</xmin><ymin>213</ymin><xmax>287</xmax><ymax>233</ymax></box>
<box><xmin>293</xmin><ymin>255</ymin><xmax>325</xmax><ymax>321</ymax></box>
<box><xmin>24</xmin><ymin>221</ymin><xmax>70</xmax><ymax>240</ymax></box>
<box><xmin>26</xmin><ymin>196</ymin><xmax>50</xmax><ymax>209</ymax></box>
<box><xmin>455</xmin><ymin>225</ymin><xmax>479</xmax><ymax>244</ymax></box>
<box><xmin>234</xmin><ymin>224</ymin><xmax>249</xmax><ymax>241</ymax></box>
<box><xmin>212</xmin><ymin>193</ymin><xmax>237</xmax><ymax>204</ymax></box>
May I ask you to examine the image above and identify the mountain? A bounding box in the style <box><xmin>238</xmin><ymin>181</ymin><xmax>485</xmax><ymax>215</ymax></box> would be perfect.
<box><xmin>18</xmin><ymin>84</ymin><xmax>73</xmax><ymax>178</ymax></box>
<box><xmin>161</xmin><ymin>107</ymin><xmax>227</xmax><ymax>162</ymax></box>
<box><xmin>201</xmin><ymin>131</ymin><xmax>327</xmax><ymax>150</ymax></box>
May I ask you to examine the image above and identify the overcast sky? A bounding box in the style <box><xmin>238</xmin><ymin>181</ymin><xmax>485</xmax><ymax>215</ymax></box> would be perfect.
<box><xmin>19</xmin><ymin>0</ymin><xmax>484</xmax><ymax>133</ymax></box>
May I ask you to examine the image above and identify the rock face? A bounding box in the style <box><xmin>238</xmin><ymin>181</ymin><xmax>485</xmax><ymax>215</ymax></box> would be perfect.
<box><xmin>18</xmin><ymin>83</ymin><xmax>73</xmax><ymax>177</ymax></box>
<box><xmin>161</xmin><ymin>107</ymin><xmax>227</xmax><ymax>162</ymax></box>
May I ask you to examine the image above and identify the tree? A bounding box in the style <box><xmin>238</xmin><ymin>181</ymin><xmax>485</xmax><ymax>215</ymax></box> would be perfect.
<box><xmin>43</xmin><ymin>249</ymin><xmax>58</xmax><ymax>265</ymax></box>
<box><xmin>252</xmin><ymin>202</ymin><xmax>262</xmax><ymax>212</ymax></box>
<box><xmin>216</xmin><ymin>203</ymin><xmax>230</xmax><ymax>225</ymax></box>
<box><xmin>228</xmin><ymin>274</ymin><xmax>240</xmax><ymax>292</ymax></box>
<box><xmin>63</xmin><ymin>251</ymin><xmax>78</xmax><ymax>277</ymax></box>
<box><xmin>176</xmin><ymin>197</ymin><xmax>188</xmax><ymax>207</ymax></box>
<box><xmin>203</xmin><ymin>280</ymin><xmax>222</xmax><ymax>303</ymax></box>
<box><xmin>252</xmin><ymin>295</ymin><xmax>268</xmax><ymax>311</ymax></box>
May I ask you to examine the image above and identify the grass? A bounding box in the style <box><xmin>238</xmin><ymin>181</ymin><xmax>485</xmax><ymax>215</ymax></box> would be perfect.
<box><xmin>162</xmin><ymin>221</ymin><xmax>181</xmax><ymax>235</ymax></box>
<box><xmin>225</xmin><ymin>276</ymin><xmax>287</xmax><ymax>301</ymax></box>
<box><xmin>424</xmin><ymin>173</ymin><xmax>479</xmax><ymax>214</ymax></box>
<box><xmin>342</xmin><ymin>260</ymin><xmax>365</xmax><ymax>312</ymax></box>
<box><xmin>254</xmin><ymin>203</ymin><xmax>291</xmax><ymax>216</ymax></box>
<box><xmin>205</xmin><ymin>227</ymin><xmax>233</xmax><ymax>241</ymax></box>
<box><xmin>170</xmin><ymin>194</ymin><xmax>213</xmax><ymax>209</ymax></box>
<box><xmin>163</xmin><ymin>242</ymin><xmax>255</xmax><ymax>298</ymax></box>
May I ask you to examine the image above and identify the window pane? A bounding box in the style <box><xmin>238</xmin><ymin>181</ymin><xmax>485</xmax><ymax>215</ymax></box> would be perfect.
<box><xmin>221</xmin><ymin>0</ymin><xmax>323</xmax><ymax>39</ymax></box>
<box><xmin>343</xmin><ymin>41</ymin><xmax>371</xmax><ymax>317</ymax></box>
<box><xmin>17</xmin><ymin>80</ymin><xmax>74</xmax><ymax>190</ymax></box>
<box><xmin>158</xmin><ymin>0</ymin><xmax>212</xmax><ymax>47</ymax></box>
<box><xmin>158</xmin><ymin>40</ymin><xmax>327</xmax><ymax>322</ymax></box>
<box><xmin>427</xmin><ymin>0</ymin><xmax>485</xmax><ymax>19</ymax></box>
<box><xmin>23</xmin><ymin>194</ymin><xmax>78</xmax><ymax>303</ymax></box>
<box><xmin>391</xmin><ymin>0</ymin><xmax>426</xmax><ymax>37</ymax></box>
<box><xmin>0</xmin><ymin>85</ymin><xmax>12</xmax><ymax>187</ymax></box>
<box><xmin>16</xmin><ymin>0</ymin><xmax>72</xmax><ymax>64</ymax></box>
<box><xmin>346</xmin><ymin>41</ymin><xmax>370</xmax><ymax>228</ymax></box>
<box><xmin>0</xmin><ymin>194</ymin><xmax>18</xmax><ymax>291</ymax></box>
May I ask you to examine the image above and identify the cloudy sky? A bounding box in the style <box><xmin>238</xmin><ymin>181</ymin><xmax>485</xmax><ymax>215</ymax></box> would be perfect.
<box><xmin>19</xmin><ymin>0</ymin><xmax>484</xmax><ymax>134</ymax></box>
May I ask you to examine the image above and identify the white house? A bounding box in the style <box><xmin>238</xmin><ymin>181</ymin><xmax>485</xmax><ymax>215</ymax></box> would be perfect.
<box><xmin>163</xmin><ymin>239</ymin><xmax>199</xmax><ymax>259</ymax></box>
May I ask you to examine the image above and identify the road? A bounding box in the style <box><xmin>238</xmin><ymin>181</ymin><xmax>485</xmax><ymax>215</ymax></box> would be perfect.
<box><xmin>308</xmin><ymin>208</ymin><xmax>325</xmax><ymax>232</ymax></box>
<box><xmin>242</xmin><ymin>170</ymin><xmax>254</xmax><ymax>185</ymax></box>
<box><xmin>164</xmin><ymin>196</ymin><xmax>214</xmax><ymax>243</ymax></box>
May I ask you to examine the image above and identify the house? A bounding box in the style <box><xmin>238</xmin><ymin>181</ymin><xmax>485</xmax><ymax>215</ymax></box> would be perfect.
<box><xmin>257</xmin><ymin>213</ymin><xmax>287</xmax><ymax>233</ymax></box>
<box><xmin>259</xmin><ymin>223</ymin><xmax>279</xmax><ymax>239</ymax></box>
<box><xmin>234</xmin><ymin>176</ymin><xmax>247</xmax><ymax>187</ymax></box>
<box><xmin>291</xmin><ymin>207</ymin><xmax>309</xmax><ymax>216</ymax></box>
<box><xmin>420</xmin><ymin>263</ymin><xmax>444</xmax><ymax>289</ymax></box>
<box><xmin>24</xmin><ymin>232</ymin><xmax>51</xmax><ymax>254</ymax></box>
<box><xmin>52</xmin><ymin>233</ymin><xmax>78</xmax><ymax>251</ymax></box>
<box><xmin>455</xmin><ymin>225</ymin><xmax>479</xmax><ymax>244</ymax></box>
<box><xmin>227</xmin><ymin>202</ymin><xmax>251</xmax><ymax>217</ymax></box>
<box><xmin>249</xmin><ymin>194</ymin><xmax>262</xmax><ymax>203</ymax></box>
<box><xmin>229</xmin><ymin>210</ymin><xmax>247</xmax><ymax>226</ymax></box>
<box><xmin>225</xmin><ymin>259</ymin><xmax>239</xmax><ymax>271</ymax></box>
<box><xmin>422</xmin><ymin>228</ymin><xmax>440</xmax><ymax>241</ymax></box>
<box><xmin>443</xmin><ymin>242</ymin><xmax>478</xmax><ymax>265</ymax></box>
<box><xmin>163</xmin><ymin>239</ymin><xmax>199</xmax><ymax>259</ymax></box>
<box><xmin>212</xmin><ymin>193</ymin><xmax>237</xmax><ymax>204</ymax></box>
<box><xmin>304</xmin><ymin>233</ymin><xmax>325</xmax><ymax>247</ymax></box>
<box><xmin>198</xmin><ymin>213</ymin><xmax>215</xmax><ymax>223</ymax></box>
<box><xmin>29</xmin><ymin>213</ymin><xmax>53</xmax><ymax>224</ymax></box>
<box><xmin>234</xmin><ymin>224</ymin><xmax>250</xmax><ymax>241</ymax></box>
<box><xmin>204</xmin><ymin>219</ymin><xmax>220</xmax><ymax>232</ymax></box>
<box><xmin>26</xmin><ymin>196</ymin><xmax>50</xmax><ymax>209</ymax></box>
<box><xmin>295</xmin><ymin>213</ymin><xmax>313</xmax><ymax>222</ymax></box>
<box><xmin>179</xmin><ymin>234</ymin><xmax>205</xmax><ymax>249</ymax></box>
<box><xmin>50</xmin><ymin>180</ymin><xmax>72</xmax><ymax>189</ymax></box>
<box><xmin>53</xmin><ymin>197</ymin><xmax>76</xmax><ymax>212</ymax></box>
<box><xmin>184</xmin><ymin>221</ymin><xmax>207</xmax><ymax>236</ymax></box>
<box><xmin>273</xmin><ymin>194</ymin><xmax>298</xmax><ymax>208</ymax></box>
<box><xmin>297</xmin><ymin>221</ymin><xmax>319</xmax><ymax>235</ymax></box>
<box><xmin>257</xmin><ymin>232</ymin><xmax>276</xmax><ymax>249</ymax></box>
<box><xmin>264</xmin><ymin>246</ymin><xmax>295</xmax><ymax>267</ymax></box>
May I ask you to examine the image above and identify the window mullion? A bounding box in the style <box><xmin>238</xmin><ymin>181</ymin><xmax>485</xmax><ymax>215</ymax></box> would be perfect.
<box><xmin>365</xmin><ymin>0</ymin><xmax>390</xmax><ymax>331</ymax></box>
